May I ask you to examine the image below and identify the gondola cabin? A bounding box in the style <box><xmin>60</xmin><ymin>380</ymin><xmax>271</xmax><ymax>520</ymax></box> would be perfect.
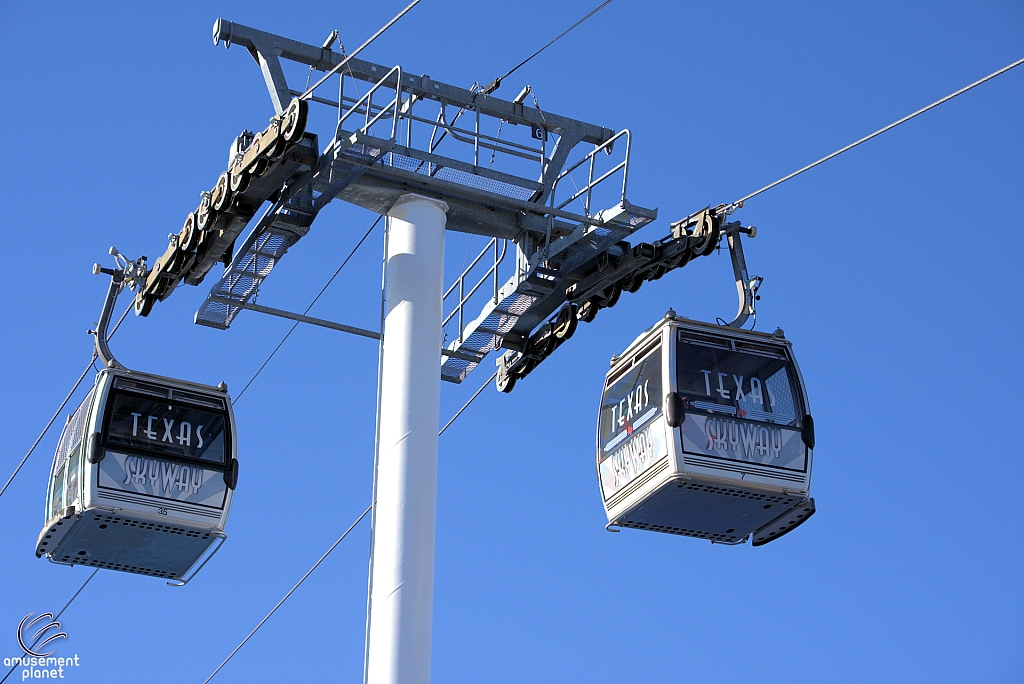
<box><xmin>36</xmin><ymin>367</ymin><xmax>237</xmax><ymax>582</ymax></box>
<box><xmin>597</xmin><ymin>315</ymin><xmax>815</xmax><ymax>546</ymax></box>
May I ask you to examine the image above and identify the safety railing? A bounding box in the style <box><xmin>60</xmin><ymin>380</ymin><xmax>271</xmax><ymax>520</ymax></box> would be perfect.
<box><xmin>442</xmin><ymin>238</ymin><xmax>508</xmax><ymax>344</ymax></box>
<box><xmin>326</xmin><ymin>69</ymin><xmax>552</xmax><ymax>192</ymax></box>
<box><xmin>414</xmin><ymin>105</ymin><xmax>546</xmax><ymax>165</ymax></box>
<box><xmin>333</xmin><ymin>64</ymin><xmax>403</xmax><ymax>148</ymax></box>
<box><xmin>551</xmin><ymin>129</ymin><xmax>632</xmax><ymax>216</ymax></box>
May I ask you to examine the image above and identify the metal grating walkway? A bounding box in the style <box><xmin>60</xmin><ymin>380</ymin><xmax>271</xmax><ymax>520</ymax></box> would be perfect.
<box><xmin>195</xmin><ymin>159</ymin><xmax>363</xmax><ymax>329</ymax></box>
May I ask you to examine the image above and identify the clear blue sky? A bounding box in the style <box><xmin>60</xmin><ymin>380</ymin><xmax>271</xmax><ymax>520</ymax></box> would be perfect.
<box><xmin>1</xmin><ymin>1</ymin><xmax>1021</xmax><ymax>682</ymax></box>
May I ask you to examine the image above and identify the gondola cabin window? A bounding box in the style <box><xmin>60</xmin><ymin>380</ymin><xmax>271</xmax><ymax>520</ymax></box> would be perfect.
<box><xmin>597</xmin><ymin>342</ymin><xmax>667</xmax><ymax>499</ymax></box>
<box><xmin>48</xmin><ymin>388</ymin><xmax>93</xmax><ymax>520</ymax></box>
<box><xmin>675</xmin><ymin>331</ymin><xmax>807</xmax><ymax>472</ymax></box>
<box><xmin>676</xmin><ymin>332</ymin><xmax>800</xmax><ymax>427</ymax></box>
<box><xmin>103</xmin><ymin>391</ymin><xmax>228</xmax><ymax>465</ymax></box>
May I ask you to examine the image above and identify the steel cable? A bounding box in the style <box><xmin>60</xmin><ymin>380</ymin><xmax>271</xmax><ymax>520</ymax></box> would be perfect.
<box><xmin>730</xmin><ymin>56</ymin><xmax>1024</xmax><ymax>209</ymax></box>
<box><xmin>300</xmin><ymin>0</ymin><xmax>422</xmax><ymax>101</ymax></box>
<box><xmin>439</xmin><ymin>370</ymin><xmax>499</xmax><ymax>435</ymax></box>
<box><xmin>232</xmin><ymin>216</ymin><xmax>382</xmax><ymax>403</ymax></box>
<box><xmin>204</xmin><ymin>506</ymin><xmax>371</xmax><ymax>683</ymax></box>
<box><xmin>0</xmin><ymin>301</ymin><xmax>133</xmax><ymax>502</ymax></box>
<box><xmin>483</xmin><ymin>0</ymin><xmax>614</xmax><ymax>94</ymax></box>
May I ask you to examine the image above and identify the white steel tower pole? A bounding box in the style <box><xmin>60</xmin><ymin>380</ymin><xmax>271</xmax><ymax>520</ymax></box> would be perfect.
<box><xmin>366</xmin><ymin>193</ymin><xmax>448</xmax><ymax>684</ymax></box>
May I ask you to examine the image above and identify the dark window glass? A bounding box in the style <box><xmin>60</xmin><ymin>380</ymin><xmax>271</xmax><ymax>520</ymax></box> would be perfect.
<box><xmin>104</xmin><ymin>391</ymin><xmax>228</xmax><ymax>465</ymax></box>
<box><xmin>50</xmin><ymin>464</ymin><xmax>65</xmax><ymax>519</ymax></box>
<box><xmin>599</xmin><ymin>345</ymin><xmax>662</xmax><ymax>461</ymax></box>
<box><xmin>676</xmin><ymin>339</ymin><xmax>800</xmax><ymax>427</ymax></box>
<box><xmin>66</xmin><ymin>447</ymin><xmax>81</xmax><ymax>506</ymax></box>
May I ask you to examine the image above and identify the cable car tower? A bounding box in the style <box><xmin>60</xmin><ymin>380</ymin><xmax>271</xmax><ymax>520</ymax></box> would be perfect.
<box><xmin>115</xmin><ymin>18</ymin><xmax>813</xmax><ymax>684</ymax></box>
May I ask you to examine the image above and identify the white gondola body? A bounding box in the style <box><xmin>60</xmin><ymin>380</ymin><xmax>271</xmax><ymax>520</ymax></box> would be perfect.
<box><xmin>597</xmin><ymin>316</ymin><xmax>815</xmax><ymax>545</ymax></box>
<box><xmin>36</xmin><ymin>367</ymin><xmax>237</xmax><ymax>580</ymax></box>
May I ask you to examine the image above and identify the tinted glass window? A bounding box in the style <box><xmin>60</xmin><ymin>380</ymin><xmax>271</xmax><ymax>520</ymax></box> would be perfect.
<box><xmin>66</xmin><ymin>447</ymin><xmax>81</xmax><ymax>506</ymax></box>
<box><xmin>599</xmin><ymin>344</ymin><xmax>662</xmax><ymax>460</ymax></box>
<box><xmin>676</xmin><ymin>339</ymin><xmax>800</xmax><ymax>427</ymax></box>
<box><xmin>50</xmin><ymin>464</ymin><xmax>65</xmax><ymax>520</ymax></box>
<box><xmin>104</xmin><ymin>391</ymin><xmax>228</xmax><ymax>465</ymax></box>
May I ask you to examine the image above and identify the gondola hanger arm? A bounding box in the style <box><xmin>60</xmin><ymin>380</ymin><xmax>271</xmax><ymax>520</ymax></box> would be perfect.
<box><xmin>90</xmin><ymin>247</ymin><xmax>147</xmax><ymax>369</ymax></box>
<box><xmin>720</xmin><ymin>223</ymin><xmax>762</xmax><ymax>329</ymax></box>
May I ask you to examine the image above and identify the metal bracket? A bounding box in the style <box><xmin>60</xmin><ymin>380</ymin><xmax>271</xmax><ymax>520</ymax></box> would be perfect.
<box><xmin>216</xmin><ymin>296</ymin><xmax>484</xmax><ymax>365</ymax></box>
<box><xmin>215</xmin><ymin>19</ymin><xmax>290</xmax><ymax>114</ymax></box>
<box><xmin>210</xmin><ymin>296</ymin><xmax>382</xmax><ymax>340</ymax></box>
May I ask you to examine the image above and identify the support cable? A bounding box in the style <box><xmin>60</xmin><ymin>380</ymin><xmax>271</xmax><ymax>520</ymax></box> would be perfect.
<box><xmin>428</xmin><ymin>2</ymin><xmax>612</xmax><ymax>159</ymax></box>
<box><xmin>300</xmin><ymin>0</ymin><xmax>422</xmax><ymax>101</ymax></box>
<box><xmin>204</xmin><ymin>506</ymin><xmax>372</xmax><ymax>684</ymax></box>
<box><xmin>439</xmin><ymin>370</ymin><xmax>499</xmax><ymax>435</ymax></box>
<box><xmin>729</xmin><ymin>55</ymin><xmax>1024</xmax><ymax>210</ymax></box>
<box><xmin>0</xmin><ymin>301</ymin><xmax>133</xmax><ymax>502</ymax></box>
<box><xmin>233</xmin><ymin>216</ymin><xmax>382</xmax><ymax>403</ymax></box>
<box><xmin>482</xmin><ymin>0</ymin><xmax>614</xmax><ymax>94</ymax></box>
<box><xmin>0</xmin><ymin>569</ymin><xmax>99</xmax><ymax>684</ymax></box>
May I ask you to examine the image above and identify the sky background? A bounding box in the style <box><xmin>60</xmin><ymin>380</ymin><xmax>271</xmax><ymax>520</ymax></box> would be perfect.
<box><xmin>1</xmin><ymin>1</ymin><xmax>1022</xmax><ymax>682</ymax></box>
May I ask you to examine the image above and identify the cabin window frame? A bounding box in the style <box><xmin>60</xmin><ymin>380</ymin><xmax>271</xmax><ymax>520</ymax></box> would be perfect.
<box><xmin>47</xmin><ymin>388</ymin><xmax>94</xmax><ymax>520</ymax></box>
<box><xmin>597</xmin><ymin>336</ymin><xmax>664</xmax><ymax>463</ymax></box>
<box><xmin>99</xmin><ymin>387</ymin><xmax>232</xmax><ymax>471</ymax></box>
<box><xmin>674</xmin><ymin>330</ymin><xmax>807</xmax><ymax>429</ymax></box>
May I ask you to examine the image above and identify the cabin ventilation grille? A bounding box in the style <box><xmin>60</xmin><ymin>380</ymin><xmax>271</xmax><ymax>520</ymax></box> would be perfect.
<box><xmin>69</xmin><ymin>557</ymin><xmax>175</xmax><ymax>579</ymax></box>
<box><xmin>91</xmin><ymin>514</ymin><xmax>212</xmax><ymax>538</ymax></box>
<box><xmin>617</xmin><ymin>520</ymin><xmax>741</xmax><ymax>544</ymax></box>
<box><xmin>113</xmin><ymin>378</ymin><xmax>170</xmax><ymax>399</ymax></box>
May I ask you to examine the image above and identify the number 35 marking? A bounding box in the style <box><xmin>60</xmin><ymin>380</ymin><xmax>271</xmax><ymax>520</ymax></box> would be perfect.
<box><xmin>157</xmin><ymin>507</ymin><xmax>168</xmax><ymax>515</ymax></box>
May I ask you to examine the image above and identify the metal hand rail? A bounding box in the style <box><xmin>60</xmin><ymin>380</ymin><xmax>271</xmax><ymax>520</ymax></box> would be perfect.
<box><xmin>403</xmin><ymin>108</ymin><xmax>545</xmax><ymax>163</ymax></box>
<box><xmin>443</xmin><ymin>238</ymin><xmax>507</xmax><ymax>342</ymax></box>
<box><xmin>334</xmin><ymin>64</ymin><xmax>403</xmax><ymax>146</ymax></box>
<box><xmin>552</xmin><ymin>129</ymin><xmax>631</xmax><ymax>215</ymax></box>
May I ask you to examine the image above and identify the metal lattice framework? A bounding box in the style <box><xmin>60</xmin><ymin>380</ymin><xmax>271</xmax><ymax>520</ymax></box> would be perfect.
<box><xmin>138</xmin><ymin>19</ymin><xmax>761</xmax><ymax>390</ymax></box>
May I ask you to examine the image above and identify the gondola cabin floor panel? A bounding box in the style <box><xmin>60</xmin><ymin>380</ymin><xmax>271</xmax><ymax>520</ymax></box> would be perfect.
<box><xmin>613</xmin><ymin>478</ymin><xmax>802</xmax><ymax>544</ymax></box>
<box><xmin>37</xmin><ymin>510</ymin><xmax>218</xmax><ymax>580</ymax></box>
